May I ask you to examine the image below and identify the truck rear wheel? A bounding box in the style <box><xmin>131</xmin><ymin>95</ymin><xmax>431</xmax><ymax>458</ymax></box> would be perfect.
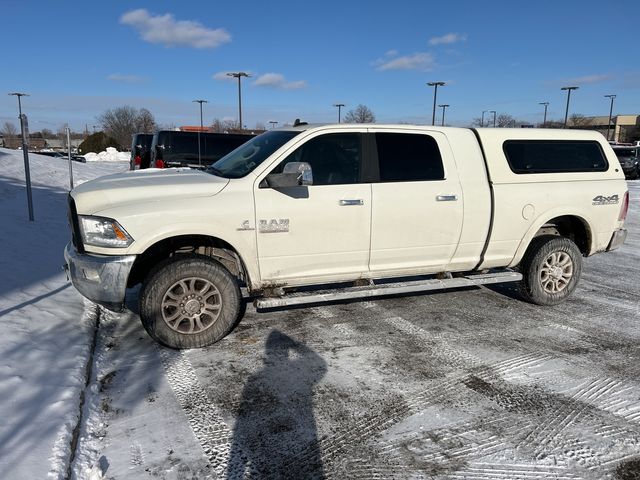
<box><xmin>139</xmin><ymin>255</ymin><xmax>241</xmax><ymax>349</ymax></box>
<box><xmin>518</xmin><ymin>235</ymin><xmax>582</xmax><ymax>306</ymax></box>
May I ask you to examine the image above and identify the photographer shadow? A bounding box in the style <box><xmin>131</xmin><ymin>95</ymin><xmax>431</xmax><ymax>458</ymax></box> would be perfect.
<box><xmin>226</xmin><ymin>330</ymin><xmax>327</xmax><ymax>479</ymax></box>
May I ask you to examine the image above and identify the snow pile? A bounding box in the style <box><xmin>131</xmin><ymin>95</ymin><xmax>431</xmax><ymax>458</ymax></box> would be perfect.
<box><xmin>84</xmin><ymin>147</ymin><xmax>130</xmax><ymax>163</ymax></box>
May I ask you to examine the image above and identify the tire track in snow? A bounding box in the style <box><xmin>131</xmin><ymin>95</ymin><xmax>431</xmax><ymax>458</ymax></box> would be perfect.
<box><xmin>447</xmin><ymin>463</ymin><xmax>583</xmax><ymax>479</ymax></box>
<box><xmin>159</xmin><ymin>348</ymin><xmax>236</xmax><ymax>479</ymax></box>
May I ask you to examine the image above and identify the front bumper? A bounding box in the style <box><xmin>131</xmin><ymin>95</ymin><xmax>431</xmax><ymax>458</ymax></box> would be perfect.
<box><xmin>606</xmin><ymin>228</ymin><xmax>627</xmax><ymax>252</ymax></box>
<box><xmin>64</xmin><ymin>242</ymin><xmax>136</xmax><ymax>311</ymax></box>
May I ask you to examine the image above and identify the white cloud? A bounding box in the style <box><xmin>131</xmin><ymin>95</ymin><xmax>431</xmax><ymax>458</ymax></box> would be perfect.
<box><xmin>375</xmin><ymin>52</ymin><xmax>436</xmax><ymax>72</ymax></box>
<box><xmin>562</xmin><ymin>74</ymin><xmax>612</xmax><ymax>85</ymax></box>
<box><xmin>107</xmin><ymin>73</ymin><xmax>144</xmax><ymax>83</ymax></box>
<box><xmin>120</xmin><ymin>9</ymin><xmax>231</xmax><ymax>49</ymax></box>
<box><xmin>429</xmin><ymin>33</ymin><xmax>467</xmax><ymax>46</ymax></box>
<box><xmin>253</xmin><ymin>73</ymin><xmax>307</xmax><ymax>90</ymax></box>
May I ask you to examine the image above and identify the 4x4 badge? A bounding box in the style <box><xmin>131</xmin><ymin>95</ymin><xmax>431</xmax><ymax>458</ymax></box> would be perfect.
<box><xmin>592</xmin><ymin>195</ymin><xmax>619</xmax><ymax>206</ymax></box>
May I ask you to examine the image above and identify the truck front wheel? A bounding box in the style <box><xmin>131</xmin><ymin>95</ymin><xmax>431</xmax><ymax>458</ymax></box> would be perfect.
<box><xmin>518</xmin><ymin>235</ymin><xmax>582</xmax><ymax>306</ymax></box>
<box><xmin>139</xmin><ymin>255</ymin><xmax>241</xmax><ymax>349</ymax></box>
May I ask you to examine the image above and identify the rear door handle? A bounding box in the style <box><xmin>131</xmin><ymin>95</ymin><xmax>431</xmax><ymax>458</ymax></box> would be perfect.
<box><xmin>339</xmin><ymin>199</ymin><xmax>364</xmax><ymax>206</ymax></box>
<box><xmin>436</xmin><ymin>195</ymin><xmax>458</xmax><ymax>202</ymax></box>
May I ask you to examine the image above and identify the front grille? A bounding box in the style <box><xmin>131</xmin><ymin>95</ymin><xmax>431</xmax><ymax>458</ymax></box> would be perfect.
<box><xmin>67</xmin><ymin>195</ymin><xmax>84</xmax><ymax>253</ymax></box>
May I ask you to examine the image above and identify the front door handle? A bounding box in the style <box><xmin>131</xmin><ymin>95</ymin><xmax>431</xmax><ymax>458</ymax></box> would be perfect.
<box><xmin>339</xmin><ymin>199</ymin><xmax>364</xmax><ymax>206</ymax></box>
<box><xmin>436</xmin><ymin>195</ymin><xmax>458</xmax><ymax>202</ymax></box>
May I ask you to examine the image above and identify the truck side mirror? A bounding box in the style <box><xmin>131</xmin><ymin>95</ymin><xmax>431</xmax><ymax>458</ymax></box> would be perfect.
<box><xmin>262</xmin><ymin>162</ymin><xmax>313</xmax><ymax>188</ymax></box>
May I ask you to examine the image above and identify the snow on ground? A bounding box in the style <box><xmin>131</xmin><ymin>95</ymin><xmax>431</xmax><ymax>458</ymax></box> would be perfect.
<box><xmin>0</xmin><ymin>148</ymin><xmax>128</xmax><ymax>479</ymax></box>
<box><xmin>84</xmin><ymin>147</ymin><xmax>130</xmax><ymax>163</ymax></box>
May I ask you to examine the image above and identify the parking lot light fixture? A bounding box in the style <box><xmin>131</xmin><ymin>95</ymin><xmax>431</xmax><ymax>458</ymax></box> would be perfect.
<box><xmin>539</xmin><ymin>102</ymin><xmax>549</xmax><ymax>127</ymax></box>
<box><xmin>9</xmin><ymin>92</ymin><xmax>28</xmax><ymax>116</ymax></box>
<box><xmin>490</xmin><ymin>110</ymin><xmax>496</xmax><ymax>128</ymax></box>
<box><xmin>227</xmin><ymin>72</ymin><xmax>251</xmax><ymax>131</ymax></box>
<box><xmin>333</xmin><ymin>103</ymin><xmax>345</xmax><ymax>123</ymax></box>
<box><xmin>481</xmin><ymin>110</ymin><xmax>488</xmax><ymax>127</ymax></box>
<box><xmin>561</xmin><ymin>86</ymin><xmax>579</xmax><ymax>128</ymax></box>
<box><xmin>193</xmin><ymin>99</ymin><xmax>208</xmax><ymax>166</ymax></box>
<box><xmin>604</xmin><ymin>94</ymin><xmax>616</xmax><ymax>141</ymax></box>
<box><xmin>269</xmin><ymin>120</ymin><xmax>278</xmax><ymax>129</ymax></box>
<box><xmin>438</xmin><ymin>104</ymin><xmax>449</xmax><ymax>126</ymax></box>
<box><xmin>427</xmin><ymin>82</ymin><xmax>445</xmax><ymax>125</ymax></box>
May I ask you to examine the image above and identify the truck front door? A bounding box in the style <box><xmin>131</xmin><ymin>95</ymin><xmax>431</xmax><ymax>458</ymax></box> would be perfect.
<box><xmin>254</xmin><ymin>131</ymin><xmax>371</xmax><ymax>283</ymax></box>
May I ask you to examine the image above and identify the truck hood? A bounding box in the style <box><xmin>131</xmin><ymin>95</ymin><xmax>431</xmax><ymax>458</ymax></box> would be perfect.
<box><xmin>71</xmin><ymin>168</ymin><xmax>229</xmax><ymax>215</ymax></box>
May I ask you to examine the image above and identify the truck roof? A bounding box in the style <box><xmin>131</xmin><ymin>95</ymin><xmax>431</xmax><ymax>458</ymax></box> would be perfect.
<box><xmin>278</xmin><ymin>123</ymin><xmax>607</xmax><ymax>142</ymax></box>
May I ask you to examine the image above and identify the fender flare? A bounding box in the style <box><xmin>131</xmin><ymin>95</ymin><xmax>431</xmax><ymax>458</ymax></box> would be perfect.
<box><xmin>508</xmin><ymin>209</ymin><xmax>593</xmax><ymax>268</ymax></box>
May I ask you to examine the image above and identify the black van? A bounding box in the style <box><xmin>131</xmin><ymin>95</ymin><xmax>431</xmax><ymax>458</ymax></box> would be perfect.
<box><xmin>149</xmin><ymin>131</ymin><xmax>255</xmax><ymax>169</ymax></box>
<box><xmin>130</xmin><ymin>133</ymin><xmax>154</xmax><ymax>170</ymax></box>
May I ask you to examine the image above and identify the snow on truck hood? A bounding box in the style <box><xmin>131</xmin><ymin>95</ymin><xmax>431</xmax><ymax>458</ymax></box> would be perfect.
<box><xmin>71</xmin><ymin>167</ymin><xmax>229</xmax><ymax>215</ymax></box>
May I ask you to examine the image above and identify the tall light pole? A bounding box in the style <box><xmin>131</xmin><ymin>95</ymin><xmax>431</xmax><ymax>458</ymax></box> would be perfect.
<box><xmin>561</xmin><ymin>86</ymin><xmax>579</xmax><ymax>128</ymax></box>
<box><xmin>333</xmin><ymin>103</ymin><xmax>345</xmax><ymax>123</ymax></box>
<box><xmin>604</xmin><ymin>94</ymin><xmax>616</xmax><ymax>141</ymax></box>
<box><xmin>193</xmin><ymin>99</ymin><xmax>208</xmax><ymax>166</ymax></box>
<box><xmin>539</xmin><ymin>102</ymin><xmax>549</xmax><ymax>127</ymax></box>
<box><xmin>269</xmin><ymin>120</ymin><xmax>278</xmax><ymax>129</ymax></box>
<box><xmin>427</xmin><ymin>81</ymin><xmax>445</xmax><ymax>126</ymax></box>
<box><xmin>481</xmin><ymin>110</ymin><xmax>488</xmax><ymax>127</ymax></box>
<box><xmin>227</xmin><ymin>72</ymin><xmax>251</xmax><ymax>131</ymax></box>
<box><xmin>490</xmin><ymin>110</ymin><xmax>497</xmax><ymax>128</ymax></box>
<box><xmin>9</xmin><ymin>92</ymin><xmax>34</xmax><ymax>221</ymax></box>
<box><xmin>438</xmin><ymin>104</ymin><xmax>449</xmax><ymax>126</ymax></box>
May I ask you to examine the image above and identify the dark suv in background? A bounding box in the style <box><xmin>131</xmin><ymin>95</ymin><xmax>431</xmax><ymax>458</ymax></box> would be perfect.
<box><xmin>612</xmin><ymin>145</ymin><xmax>640</xmax><ymax>180</ymax></box>
<box><xmin>149</xmin><ymin>130</ymin><xmax>255</xmax><ymax>169</ymax></box>
<box><xmin>130</xmin><ymin>133</ymin><xmax>154</xmax><ymax>170</ymax></box>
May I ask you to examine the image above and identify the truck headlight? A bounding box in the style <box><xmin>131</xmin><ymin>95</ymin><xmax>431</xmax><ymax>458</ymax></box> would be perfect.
<box><xmin>79</xmin><ymin>215</ymin><xmax>134</xmax><ymax>248</ymax></box>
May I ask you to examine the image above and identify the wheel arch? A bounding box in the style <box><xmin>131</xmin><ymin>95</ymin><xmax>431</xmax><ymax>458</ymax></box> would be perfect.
<box><xmin>128</xmin><ymin>234</ymin><xmax>253</xmax><ymax>289</ymax></box>
<box><xmin>510</xmin><ymin>213</ymin><xmax>593</xmax><ymax>268</ymax></box>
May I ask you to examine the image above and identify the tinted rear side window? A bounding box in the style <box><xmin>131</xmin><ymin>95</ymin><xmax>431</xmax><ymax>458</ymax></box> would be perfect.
<box><xmin>503</xmin><ymin>140</ymin><xmax>608</xmax><ymax>174</ymax></box>
<box><xmin>375</xmin><ymin>133</ymin><xmax>444</xmax><ymax>182</ymax></box>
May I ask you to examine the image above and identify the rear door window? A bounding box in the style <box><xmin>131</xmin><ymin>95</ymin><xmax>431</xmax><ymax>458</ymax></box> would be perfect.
<box><xmin>374</xmin><ymin>133</ymin><xmax>444</xmax><ymax>182</ymax></box>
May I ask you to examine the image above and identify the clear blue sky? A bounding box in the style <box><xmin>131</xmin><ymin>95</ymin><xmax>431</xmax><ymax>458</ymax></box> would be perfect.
<box><xmin>1</xmin><ymin>0</ymin><xmax>638</xmax><ymax>132</ymax></box>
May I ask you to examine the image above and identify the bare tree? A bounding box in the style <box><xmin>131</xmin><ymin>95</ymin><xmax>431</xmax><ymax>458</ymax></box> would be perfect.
<box><xmin>98</xmin><ymin>106</ymin><xmax>138</xmax><ymax>149</ymax></box>
<box><xmin>98</xmin><ymin>106</ymin><xmax>156</xmax><ymax>149</ymax></box>
<box><xmin>210</xmin><ymin>118</ymin><xmax>240</xmax><ymax>133</ymax></box>
<box><xmin>496</xmin><ymin>114</ymin><xmax>518</xmax><ymax>128</ymax></box>
<box><xmin>568</xmin><ymin>114</ymin><xmax>591</xmax><ymax>127</ymax></box>
<box><xmin>41</xmin><ymin>128</ymin><xmax>54</xmax><ymax>138</ymax></box>
<box><xmin>136</xmin><ymin>108</ymin><xmax>157</xmax><ymax>133</ymax></box>
<box><xmin>344</xmin><ymin>104</ymin><xmax>376</xmax><ymax>123</ymax></box>
<box><xmin>1</xmin><ymin>121</ymin><xmax>18</xmax><ymax>138</ymax></box>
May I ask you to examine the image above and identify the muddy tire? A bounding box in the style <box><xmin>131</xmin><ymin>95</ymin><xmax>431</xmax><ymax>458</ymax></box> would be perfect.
<box><xmin>139</xmin><ymin>255</ymin><xmax>241</xmax><ymax>349</ymax></box>
<box><xmin>518</xmin><ymin>235</ymin><xmax>582</xmax><ymax>306</ymax></box>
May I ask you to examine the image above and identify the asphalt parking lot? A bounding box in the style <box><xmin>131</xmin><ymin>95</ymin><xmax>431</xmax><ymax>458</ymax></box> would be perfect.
<box><xmin>82</xmin><ymin>181</ymin><xmax>639</xmax><ymax>480</ymax></box>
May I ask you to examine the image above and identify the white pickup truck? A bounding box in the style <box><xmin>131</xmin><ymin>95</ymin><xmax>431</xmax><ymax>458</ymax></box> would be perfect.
<box><xmin>64</xmin><ymin>124</ymin><xmax>629</xmax><ymax>349</ymax></box>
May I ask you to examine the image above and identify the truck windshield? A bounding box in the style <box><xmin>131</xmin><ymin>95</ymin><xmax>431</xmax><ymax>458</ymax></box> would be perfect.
<box><xmin>206</xmin><ymin>130</ymin><xmax>301</xmax><ymax>178</ymax></box>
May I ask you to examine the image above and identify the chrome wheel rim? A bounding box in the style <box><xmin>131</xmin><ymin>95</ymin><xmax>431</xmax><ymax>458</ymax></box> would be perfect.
<box><xmin>161</xmin><ymin>277</ymin><xmax>222</xmax><ymax>334</ymax></box>
<box><xmin>540</xmin><ymin>251</ymin><xmax>573</xmax><ymax>294</ymax></box>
